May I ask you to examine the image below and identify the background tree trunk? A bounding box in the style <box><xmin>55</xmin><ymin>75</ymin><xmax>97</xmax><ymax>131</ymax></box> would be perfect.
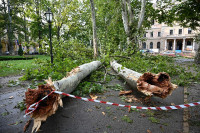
<box><xmin>36</xmin><ymin>0</ymin><xmax>42</xmax><ymax>49</ymax></box>
<box><xmin>0</xmin><ymin>37</ymin><xmax>2</xmax><ymax>55</ymax></box>
<box><xmin>137</xmin><ymin>0</ymin><xmax>146</xmax><ymax>29</ymax></box>
<box><xmin>90</xmin><ymin>0</ymin><xmax>98</xmax><ymax>59</ymax></box>
<box><xmin>23</xmin><ymin>5</ymin><xmax>28</xmax><ymax>43</ymax></box>
<box><xmin>121</xmin><ymin>0</ymin><xmax>130</xmax><ymax>45</ymax></box>
<box><xmin>195</xmin><ymin>44</ymin><xmax>200</xmax><ymax>64</ymax></box>
<box><xmin>7</xmin><ymin>0</ymin><xmax>14</xmax><ymax>55</ymax></box>
<box><xmin>121</xmin><ymin>0</ymin><xmax>147</xmax><ymax>47</ymax></box>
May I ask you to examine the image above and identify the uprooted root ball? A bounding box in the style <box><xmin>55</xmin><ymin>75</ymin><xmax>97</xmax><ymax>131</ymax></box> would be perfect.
<box><xmin>137</xmin><ymin>72</ymin><xmax>174</xmax><ymax>98</ymax></box>
<box><xmin>25</xmin><ymin>84</ymin><xmax>59</xmax><ymax>118</ymax></box>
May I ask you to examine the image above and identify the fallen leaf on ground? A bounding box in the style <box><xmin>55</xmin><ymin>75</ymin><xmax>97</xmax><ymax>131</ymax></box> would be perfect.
<box><xmin>171</xmin><ymin>103</ymin><xmax>175</xmax><ymax>106</ymax></box>
<box><xmin>147</xmin><ymin>129</ymin><xmax>152</xmax><ymax>133</ymax></box>
<box><xmin>140</xmin><ymin>113</ymin><xmax>146</xmax><ymax>117</ymax></box>
<box><xmin>9</xmin><ymin>96</ymin><xmax>14</xmax><ymax>99</ymax></box>
<box><xmin>102</xmin><ymin>112</ymin><xmax>105</xmax><ymax>116</ymax></box>
<box><xmin>119</xmin><ymin>90</ymin><xmax>132</xmax><ymax>96</ymax></box>
<box><xmin>125</xmin><ymin>95</ymin><xmax>141</xmax><ymax>103</ymax></box>
<box><xmin>89</xmin><ymin>94</ymin><xmax>98</xmax><ymax>100</ymax></box>
<box><xmin>113</xmin><ymin>117</ymin><xmax>117</xmax><ymax>120</ymax></box>
<box><xmin>128</xmin><ymin>106</ymin><xmax>131</xmax><ymax>112</ymax></box>
<box><xmin>126</xmin><ymin>98</ymin><xmax>133</xmax><ymax>103</ymax></box>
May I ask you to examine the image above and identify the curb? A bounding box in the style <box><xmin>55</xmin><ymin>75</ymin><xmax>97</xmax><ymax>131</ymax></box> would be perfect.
<box><xmin>183</xmin><ymin>86</ymin><xmax>189</xmax><ymax>133</ymax></box>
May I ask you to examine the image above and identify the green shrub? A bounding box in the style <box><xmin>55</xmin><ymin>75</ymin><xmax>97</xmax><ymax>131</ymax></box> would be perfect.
<box><xmin>18</xmin><ymin>45</ymin><xmax>23</xmax><ymax>56</ymax></box>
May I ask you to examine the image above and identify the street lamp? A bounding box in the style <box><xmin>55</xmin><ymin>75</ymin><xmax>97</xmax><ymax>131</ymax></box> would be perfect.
<box><xmin>45</xmin><ymin>8</ymin><xmax>53</xmax><ymax>64</ymax></box>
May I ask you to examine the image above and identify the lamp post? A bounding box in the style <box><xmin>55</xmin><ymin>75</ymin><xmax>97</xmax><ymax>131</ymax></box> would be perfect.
<box><xmin>45</xmin><ymin>8</ymin><xmax>53</xmax><ymax>64</ymax></box>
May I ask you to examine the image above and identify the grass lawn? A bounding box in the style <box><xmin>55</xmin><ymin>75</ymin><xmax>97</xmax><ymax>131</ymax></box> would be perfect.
<box><xmin>0</xmin><ymin>55</ymin><xmax>50</xmax><ymax>77</ymax></box>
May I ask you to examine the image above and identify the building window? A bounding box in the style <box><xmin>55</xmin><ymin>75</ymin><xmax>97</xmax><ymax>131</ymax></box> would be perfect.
<box><xmin>188</xmin><ymin>28</ymin><xmax>192</xmax><ymax>34</ymax></box>
<box><xmin>144</xmin><ymin>33</ymin><xmax>146</xmax><ymax>37</ymax></box>
<box><xmin>142</xmin><ymin>42</ymin><xmax>146</xmax><ymax>49</ymax></box>
<box><xmin>170</xmin><ymin>30</ymin><xmax>173</xmax><ymax>35</ymax></box>
<box><xmin>151</xmin><ymin>19</ymin><xmax>155</xmax><ymax>25</ymax></box>
<box><xmin>150</xmin><ymin>32</ymin><xmax>153</xmax><ymax>37</ymax></box>
<box><xmin>150</xmin><ymin>42</ymin><xmax>153</xmax><ymax>49</ymax></box>
<box><xmin>179</xmin><ymin>29</ymin><xmax>182</xmax><ymax>34</ymax></box>
<box><xmin>187</xmin><ymin>41</ymin><xmax>191</xmax><ymax>46</ymax></box>
<box><xmin>157</xmin><ymin>42</ymin><xmax>160</xmax><ymax>49</ymax></box>
<box><xmin>158</xmin><ymin>32</ymin><xmax>161</xmax><ymax>37</ymax></box>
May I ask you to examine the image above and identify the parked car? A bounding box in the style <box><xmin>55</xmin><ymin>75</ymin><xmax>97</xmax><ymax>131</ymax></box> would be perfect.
<box><xmin>5</xmin><ymin>51</ymin><xmax>10</xmax><ymax>55</ymax></box>
<box><xmin>160</xmin><ymin>51</ymin><xmax>176</xmax><ymax>57</ymax></box>
<box><xmin>140</xmin><ymin>49</ymin><xmax>154</xmax><ymax>54</ymax></box>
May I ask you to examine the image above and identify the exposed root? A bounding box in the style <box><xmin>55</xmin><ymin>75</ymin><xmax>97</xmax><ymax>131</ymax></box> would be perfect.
<box><xmin>25</xmin><ymin>84</ymin><xmax>62</xmax><ymax>132</ymax></box>
<box><xmin>137</xmin><ymin>72</ymin><xmax>177</xmax><ymax>98</ymax></box>
<box><xmin>24</xmin><ymin>118</ymin><xmax>32</xmax><ymax>132</ymax></box>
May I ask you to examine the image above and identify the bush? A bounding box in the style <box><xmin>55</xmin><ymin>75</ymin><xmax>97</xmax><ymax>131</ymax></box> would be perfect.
<box><xmin>18</xmin><ymin>45</ymin><xmax>23</xmax><ymax>56</ymax></box>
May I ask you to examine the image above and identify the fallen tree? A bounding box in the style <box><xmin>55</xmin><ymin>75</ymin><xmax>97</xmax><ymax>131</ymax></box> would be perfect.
<box><xmin>25</xmin><ymin>61</ymin><xmax>102</xmax><ymax>132</ymax></box>
<box><xmin>110</xmin><ymin>60</ymin><xmax>177</xmax><ymax>98</ymax></box>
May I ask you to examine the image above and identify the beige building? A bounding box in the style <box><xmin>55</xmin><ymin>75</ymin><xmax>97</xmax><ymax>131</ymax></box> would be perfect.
<box><xmin>141</xmin><ymin>21</ymin><xmax>198</xmax><ymax>53</ymax></box>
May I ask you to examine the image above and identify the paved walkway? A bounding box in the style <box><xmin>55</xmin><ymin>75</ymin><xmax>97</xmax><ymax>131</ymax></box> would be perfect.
<box><xmin>0</xmin><ymin>78</ymin><xmax>186</xmax><ymax>133</ymax></box>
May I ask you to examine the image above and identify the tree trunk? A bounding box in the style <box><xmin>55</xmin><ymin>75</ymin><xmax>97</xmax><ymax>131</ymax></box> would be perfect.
<box><xmin>36</xmin><ymin>0</ymin><xmax>42</xmax><ymax>49</ymax></box>
<box><xmin>57</xmin><ymin>26</ymin><xmax>60</xmax><ymax>40</ymax></box>
<box><xmin>110</xmin><ymin>60</ymin><xmax>177</xmax><ymax>98</ymax></box>
<box><xmin>137</xmin><ymin>0</ymin><xmax>146</xmax><ymax>29</ymax></box>
<box><xmin>90</xmin><ymin>0</ymin><xmax>98</xmax><ymax>59</ymax></box>
<box><xmin>195</xmin><ymin>44</ymin><xmax>200</xmax><ymax>64</ymax></box>
<box><xmin>6</xmin><ymin>0</ymin><xmax>14</xmax><ymax>55</ymax></box>
<box><xmin>25</xmin><ymin>61</ymin><xmax>102</xmax><ymax>132</ymax></box>
<box><xmin>53</xmin><ymin>61</ymin><xmax>102</xmax><ymax>94</ymax></box>
<box><xmin>121</xmin><ymin>0</ymin><xmax>130</xmax><ymax>45</ymax></box>
<box><xmin>23</xmin><ymin>5</ymin><xmax>28</xmax><ymax>43</ymax></box>
<box><xmin>126</xmin><ymin>0</ymin><xmax>133</xmax><ymax>26</ymax></box>
<box><xmin>0</xmin><ymin>37</ymin><xmax>2</xmax><ymax>55</ymax></box>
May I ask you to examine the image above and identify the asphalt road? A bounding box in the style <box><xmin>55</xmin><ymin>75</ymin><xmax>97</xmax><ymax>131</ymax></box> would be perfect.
<box><xmin>0</xmin><ymin>78</ymin><xmax>186</xmax><ymax>133</ymax></box>
<box><xmin>0</xmin><ymin>58</ymin><xmax>199</xmax><ymax>133</ymax></box>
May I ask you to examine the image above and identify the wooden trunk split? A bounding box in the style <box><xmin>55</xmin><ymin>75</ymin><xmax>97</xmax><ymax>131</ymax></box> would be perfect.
<box><xmin>110</xmin><ymin>60</ymin><xmax>177</xmax><ymax>98</ymax></box>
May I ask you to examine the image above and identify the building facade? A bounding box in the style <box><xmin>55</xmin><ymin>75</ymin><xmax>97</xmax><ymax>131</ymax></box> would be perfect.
<box><xmin>141</xmin><ymin>22</ymin><xmax>199</xmax><ymax>53</ymax></box>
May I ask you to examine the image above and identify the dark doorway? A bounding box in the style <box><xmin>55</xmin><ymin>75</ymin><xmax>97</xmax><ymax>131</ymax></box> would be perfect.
<box><xmin>176</xmin><ymin>40</ymin><xmax>182</xmax><ymax>50</ymax></box>
<box><xmin>168</xmin><ymin>41</ymin><xmax>173</xmax><ymax>50</ymax></box>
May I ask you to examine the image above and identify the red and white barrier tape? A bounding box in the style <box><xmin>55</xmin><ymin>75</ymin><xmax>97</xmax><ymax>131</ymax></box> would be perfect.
<box><xmin>24</xmin><ymin>90</ymin><xmax>200</xmax><ymax>117</ymax></box>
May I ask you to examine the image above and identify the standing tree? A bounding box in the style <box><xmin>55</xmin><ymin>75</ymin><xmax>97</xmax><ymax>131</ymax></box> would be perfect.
<box><xmin>121</xmin><ymin>0</ymin><xmax>147</xmax><ymax>48</ymax></box>
<box><xmin>90</xmin><ymin>0</ymin><xmax>98</xmax><ymax>59</ymax></box>
<box><xmin>1</xmin><ymin>0</ymin><xmax>27</xmax><ymax>55</ymax></box>
<box><xmin>2</xmin><ymin>0</ymin><xmax>14</xmax><ymax>54</ymax></box>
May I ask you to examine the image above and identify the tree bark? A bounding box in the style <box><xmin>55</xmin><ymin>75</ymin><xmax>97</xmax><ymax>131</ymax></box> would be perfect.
<box><xmin>110</xmin><ymin>60</ymin><xmax>177</xmax><ymax>98</ymax></box>
<box><xmin>25</xmin><ymin>61</ymin><xmax>102</xmax><ymax>132</ymax></box>
<box><xmin>36</xmin><ymin>0</ymin><xmax>42</xmax><ymax>49</ymax></box>
<box><xmin>6</xmin><ymin>0</ymin><xmax>14</xmax><ymax>55</ymax></box>
<box><xmin>90</xmin><ymin>0</ymin><xmax>98</xmax><ymax>59</ymax></box>
<box><xmin>126</xmin><ymin>0</ymin><xmax>133</xmax><ymax>25</ymax></box>
<box><xmin>23</xmin><ymin>4</ymin><xmax>28</xmax><ymax>43</ymax></box>
<box><xmin>0</xmin><ymin>37</ymin><xmax>2</xmax><ymax>55</ymax></box>
<box><xmin>53</xmin><ymin>61</ymin><xmax>102</xmax><ymax>94</ymax></box>
<box><xmin>195</xmin><ymin>44</ymin><xmax>200</xmax><ymax>64</ymax></box>
<box><xmin>57</xmin><ymin>26</ymin><xmax>60</xmax><ymax>40</ymax></box>
<box><xmin>137</xmin><ymin>0</ymin><xmax>146</xmax><ymax>29</ymax></box>
<box><xmin>121</xmin><ymin>0</ymin><xmax>130</xmax><ymax>45</ymax></box>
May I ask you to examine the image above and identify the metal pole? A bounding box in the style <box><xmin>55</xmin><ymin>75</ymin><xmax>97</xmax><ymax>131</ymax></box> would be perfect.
<box><xmin>49</xmin><ymin>23</ymin><xmax>53</xmax><ymax>64</ymax></box>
